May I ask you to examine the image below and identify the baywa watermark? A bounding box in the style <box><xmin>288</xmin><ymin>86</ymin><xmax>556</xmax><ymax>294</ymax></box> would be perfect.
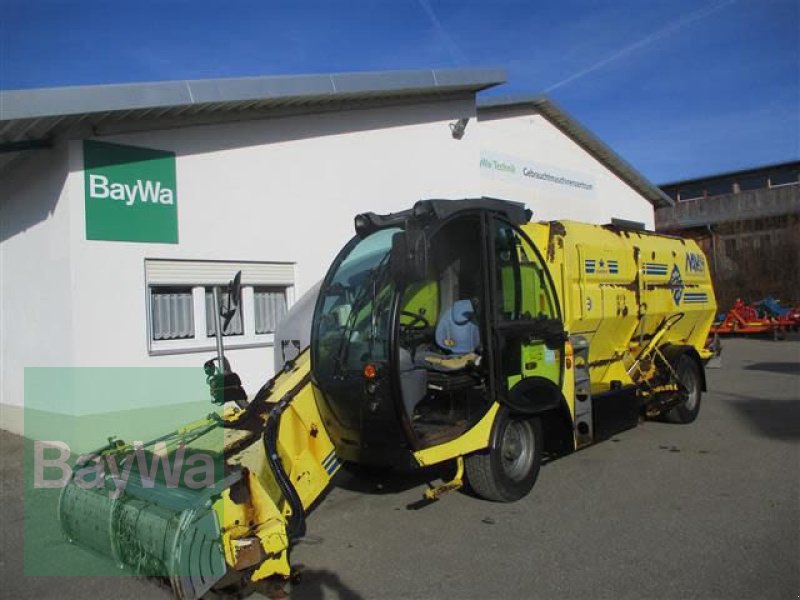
<box><xmin>34</xmin><ymin>440</ymin><xmax>216</xmax><ymax>499</ymax></box>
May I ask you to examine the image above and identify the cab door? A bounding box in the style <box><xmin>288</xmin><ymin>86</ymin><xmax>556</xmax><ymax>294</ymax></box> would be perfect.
<box><xmin>489</xmin><ymin>218</ymin><xmax>564</xmax><ymax>407</ymax></box>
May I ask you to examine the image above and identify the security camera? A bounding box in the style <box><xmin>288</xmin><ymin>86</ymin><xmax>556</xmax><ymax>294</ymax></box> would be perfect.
<box><xmin>449</xmin><ymin>117</ymin><xmax>469</xmax><ymax>140</ymax></box>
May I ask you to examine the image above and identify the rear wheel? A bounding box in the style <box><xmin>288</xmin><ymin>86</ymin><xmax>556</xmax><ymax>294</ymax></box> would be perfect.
<box><xmin>665</xmin><ymin>354</ymin><xmax>702</xmax><ymax>423</ymax></box>
<box><xmin>465</xmin><ymin>410</ymin><xmax>542</xmax><ymax>502</ymax></box>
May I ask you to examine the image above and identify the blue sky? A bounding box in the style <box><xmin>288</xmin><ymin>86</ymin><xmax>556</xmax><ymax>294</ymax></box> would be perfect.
<box><xmin>1</xmin><ymin>0</ymin><xmax>797</xmax><ymax>182</ymax></box>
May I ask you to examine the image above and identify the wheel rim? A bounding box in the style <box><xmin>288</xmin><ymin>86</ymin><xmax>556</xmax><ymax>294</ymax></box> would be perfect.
<box><xmin>500</xmin><ymin>419</ymin><xmax>534</xmax><ymax>482</ymax></box>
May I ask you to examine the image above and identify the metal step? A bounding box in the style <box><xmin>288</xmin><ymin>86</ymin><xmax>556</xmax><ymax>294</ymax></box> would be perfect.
<box><xmin>569</xmin><ymin>335</ymin><xmax>593</xmax><ymax>447</ymax></box>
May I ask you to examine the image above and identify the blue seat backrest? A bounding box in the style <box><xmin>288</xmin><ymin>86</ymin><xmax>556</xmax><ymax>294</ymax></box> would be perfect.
<box><xmin>435</xmin><ymin>299</ymin><xmax>480</xmax><ymax>354</ymax></box>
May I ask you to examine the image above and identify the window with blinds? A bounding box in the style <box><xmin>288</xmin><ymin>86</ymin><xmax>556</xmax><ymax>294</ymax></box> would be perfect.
<box><xmin>206</xmin><ymin>287</ymin><xmax>244</xmax><ymax>336</ymax></box>
<box><xmin>145</xmin><ymin>259</ymin><xmax>294</xmax><ymax>354</ymax></box>
<box><xmin>254</xmin><ymin>287</ymin><xmax>288</xmax><ymax>334</ymax></box>
<box><xmin>150</xmin><ymin>287</ymin><xmax>195</xmax><ymax>340</ymax></box>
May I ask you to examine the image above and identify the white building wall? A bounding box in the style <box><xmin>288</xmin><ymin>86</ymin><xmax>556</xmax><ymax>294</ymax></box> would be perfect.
<box><xmin>57</xmin><ymin>98</ymin><xmax>481</xmax><ymax>416</ymax></box>
<box><xmin>477</xmin><ymin>109</ymin><xmax>655</xmax><ymax>228</ymax></box>
<box><xmin>0</xmin><ymin>96</ymin><xmax>659</xmax><ymax>435</ymax></box>
<box><xmin>0</xmin><ymin>142</ymin><xmax>75</xmax><ymax>432</ymax></box>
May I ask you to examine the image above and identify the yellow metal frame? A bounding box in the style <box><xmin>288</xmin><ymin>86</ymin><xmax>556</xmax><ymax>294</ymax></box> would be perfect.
<box><xmin>218</xmin><ymin>349</ymin><xmax>341</xmax><ymax>583</ymax></box>
<box><xmin>412</xmin><ymin>403</ymin><xmax>499</xmax><ymax>467</ymax></box>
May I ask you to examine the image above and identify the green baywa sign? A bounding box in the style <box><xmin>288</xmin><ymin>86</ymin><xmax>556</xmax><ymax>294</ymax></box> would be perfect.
<box><xmin>84</xmin><ymin>140</ymin><xmax>178</xmax><ymax>243</ymax></box>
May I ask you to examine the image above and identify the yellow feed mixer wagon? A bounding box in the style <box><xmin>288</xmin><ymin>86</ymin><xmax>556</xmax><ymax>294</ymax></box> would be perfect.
<box><xmin>58</xmin><ymin>198</ymin><xmax>716</xmax><ymax>598</ymax></box>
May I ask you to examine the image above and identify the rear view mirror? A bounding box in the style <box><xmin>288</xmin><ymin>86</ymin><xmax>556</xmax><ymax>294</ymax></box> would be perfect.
<box><xmin>391</xmin><ymin>230</ymin><xmax>428</xmax><ymax>284</ymax></box>
<box><xmin>221</xmin><ymin>271</ymin><xmax>242</xmax><ymax>331</ymax></box>
<box><xmin>227</xmin><ymin>271</ymin><xmax>242</xmax><ymax>308</ymax></box>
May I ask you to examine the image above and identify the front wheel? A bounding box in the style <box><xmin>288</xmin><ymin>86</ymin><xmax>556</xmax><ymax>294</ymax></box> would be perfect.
<box><xmin>465</xmin><ymin>410</ymin><xmax>542</xmax><ymax>502</ymax></box>
<box><xmin>664</xmin><ymin>354</ymin><xmax>702</xmax><ymax>423</ymax></box>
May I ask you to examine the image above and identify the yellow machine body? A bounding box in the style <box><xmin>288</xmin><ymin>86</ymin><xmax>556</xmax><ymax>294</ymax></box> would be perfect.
<box><xmin>411</xmin><ymin>218</ymin><xmax>716</xmax><ymax>464</ymax></box>
<box><xmin>216</xmin><ymin>349</ymin><xmax>340</xmax><ymax>584</ymax></box>
<box><xmin>522</xmin><ymin>220</ymin><xmax>716</xmax><ymax>392</ymax></box>
<box><xmin>58</xmin><ymin>200</ymin><xmax>717</xmax><ymax>597</ymax></box>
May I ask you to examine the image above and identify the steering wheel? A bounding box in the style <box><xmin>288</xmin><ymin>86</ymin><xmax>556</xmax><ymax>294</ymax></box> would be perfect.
<box><xmin>400</xmin><ymin>310</ymin><xmax>430</xmax><ymax>330</ymax></box>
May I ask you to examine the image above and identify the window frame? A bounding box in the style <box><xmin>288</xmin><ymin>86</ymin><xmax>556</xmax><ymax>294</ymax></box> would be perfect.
<box><xmin>145</xmin><ymin>259</ymin><xmax>294</xmax><ymax>356</ymax></box>
<box><xmin>677</xmin><ymin>187</ymin><xmax>704</xmax><ymax>202</ymax></box>
<box><xmin>768</xmin><ymin>170</ymin><xmax>799</xmax><ymax>188</ymax></box>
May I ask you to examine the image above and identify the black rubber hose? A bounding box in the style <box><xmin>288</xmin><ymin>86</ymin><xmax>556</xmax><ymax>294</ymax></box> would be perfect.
<box><xmin>262</xmin><ymin>391</ymin><xmax>307</xmax><ymax>541</ymax></box>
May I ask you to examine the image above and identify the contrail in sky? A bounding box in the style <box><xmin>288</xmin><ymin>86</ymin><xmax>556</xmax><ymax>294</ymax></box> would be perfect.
<box><xmin>417</xmin><ymin>0</ymin><xmax>467</xmax><ymax>65</ymax></box>
<box><xmin>543</xmin><ymin>0</ymin><xmax>737</xmax><ymax>93</ymax></box>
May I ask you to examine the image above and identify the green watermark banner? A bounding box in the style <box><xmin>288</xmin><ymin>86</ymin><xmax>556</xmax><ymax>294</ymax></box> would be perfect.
<box><xmin>84</xmin><ymin>140</ymin><xmax>178</xmax><ymax>243</ymax></box>
<box><xmin>24</xmin><ymin>367</ymin><xmax>224</xmax><ymax>578</ymax></box>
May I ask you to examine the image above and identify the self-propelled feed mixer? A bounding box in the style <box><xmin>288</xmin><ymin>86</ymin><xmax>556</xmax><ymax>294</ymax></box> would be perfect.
<box><xmin>58</xmin><ymin>198</ymin><xmax>717</xmax><ymax>597</ymax></box>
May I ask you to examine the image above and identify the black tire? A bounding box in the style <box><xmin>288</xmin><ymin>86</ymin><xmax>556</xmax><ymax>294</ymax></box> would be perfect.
<box><xmin>664</xmin><ymin>354</ymin><xmax>702</xmax><ymax>424</ymax></box>
<box><xmin>465</xmin><ymin>409</ymin><xmax>542</xmax><ymax>502</ymax></box>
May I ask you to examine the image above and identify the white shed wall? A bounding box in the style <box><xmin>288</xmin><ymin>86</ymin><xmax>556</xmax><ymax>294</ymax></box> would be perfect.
<box><xmin>57</xmin><ymin>98</ymin><xmax>480</xmax><ymax>419</ymax></box>
<box><xmin>0</xmin><ymin>96</ymin><xmax>660</xmax><ymax>435</ymax></box>
<box><xmin>477</xmin><ymin>110</ymin><xmax>655</xmax><ymax>228</ymax></box>
<box><xmin>0</xmin><ymin>142</ymin><xmax>74</xmax><ymax>431</ymax></box>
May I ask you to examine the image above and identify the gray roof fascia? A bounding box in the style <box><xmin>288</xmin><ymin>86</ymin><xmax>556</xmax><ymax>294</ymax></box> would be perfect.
<box><xmin>1</xmin><ymin>68</ymin><xmax>507</xmax><ymax>122</ymax></box>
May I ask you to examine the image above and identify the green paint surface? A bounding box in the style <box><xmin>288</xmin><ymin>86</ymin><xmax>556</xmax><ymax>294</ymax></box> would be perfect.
<box><xmin>84</xmin><ymin>140</ymin><xmax>178</xmax><ymax>243</ymax></box>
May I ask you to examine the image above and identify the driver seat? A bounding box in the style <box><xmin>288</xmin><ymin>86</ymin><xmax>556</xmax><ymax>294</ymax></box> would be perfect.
<box><xmin>416</xmin><ymin>300</ymin><xmax>482</xmax><ymax>390</ymax></box>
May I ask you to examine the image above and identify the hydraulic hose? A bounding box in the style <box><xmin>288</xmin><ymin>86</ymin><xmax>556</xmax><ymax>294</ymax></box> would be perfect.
<box><xmin>262</xmin><ymin>375</ymin><xmax>311</xmax><ymax>541</ymax></box>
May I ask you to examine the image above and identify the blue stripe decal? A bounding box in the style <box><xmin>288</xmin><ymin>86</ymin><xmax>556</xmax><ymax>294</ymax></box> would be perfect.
<box><xmin>325</xmin><ymin>458</ymin><xmax>340</xmax><ymax>475</ymax></box>
<box><xmin>644</xmin><ymin>262</ymin><xmax>668</xmax><ymax>275</ymax></box>
<box><xmin>322</xmin><ymin>451</ymin><xmax>336</xmax><ymax>469</ymax></box>
<box><xmin>683</xmin><ymin>293</ymin><xmax>708</xmax><ymax>303</ymax></box>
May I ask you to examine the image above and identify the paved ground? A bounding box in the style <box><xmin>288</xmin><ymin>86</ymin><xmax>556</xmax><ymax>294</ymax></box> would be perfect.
<box><xmin>1</xmin><ymin>337</ymin><xmax>798</xmax><ymax>599</ymax></box>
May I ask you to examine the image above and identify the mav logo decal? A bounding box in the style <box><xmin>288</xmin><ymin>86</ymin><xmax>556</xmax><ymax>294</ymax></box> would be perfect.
<box><xmin>685</xmin><ymin>252</ymin><xmax>705</xmax><ymax>273</ymax></box>
<box><xmin>669</xmin><ymin>265</ymin><xmax>684</xmax><ymax>305</ymax></box>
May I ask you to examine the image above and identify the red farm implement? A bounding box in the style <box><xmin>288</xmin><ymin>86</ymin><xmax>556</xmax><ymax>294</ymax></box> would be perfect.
<box><xmin>711</xmin><ymin>298</ymin><xmax>799</xmax><ymax>337</ymax></box>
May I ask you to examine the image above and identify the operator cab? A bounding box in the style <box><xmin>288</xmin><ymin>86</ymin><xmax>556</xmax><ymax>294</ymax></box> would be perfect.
<box><xmin>311</xmin><ymin>198</ymin><xmax>565</xmax><ymax>466</ymax></box>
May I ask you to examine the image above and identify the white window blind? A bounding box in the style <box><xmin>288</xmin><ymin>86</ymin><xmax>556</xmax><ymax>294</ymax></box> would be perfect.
<box><xmin>254</xmin><ymin>287</ymin><xmax>288</xmax><ymax>334</ymax></box>
<box><xmin>146</xmin><ymin>260</ymin><xmax>294</xmax><ymax>286</ymax></box>
<box><xmin>205</xmin><ymin>287</ymin><xmax>244</xmax><ymax>336</ymax></box>
<box><xmin>151</xmin><ymin>287</ymin><xmax>195</xmax><ymax>340</ymax></box>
